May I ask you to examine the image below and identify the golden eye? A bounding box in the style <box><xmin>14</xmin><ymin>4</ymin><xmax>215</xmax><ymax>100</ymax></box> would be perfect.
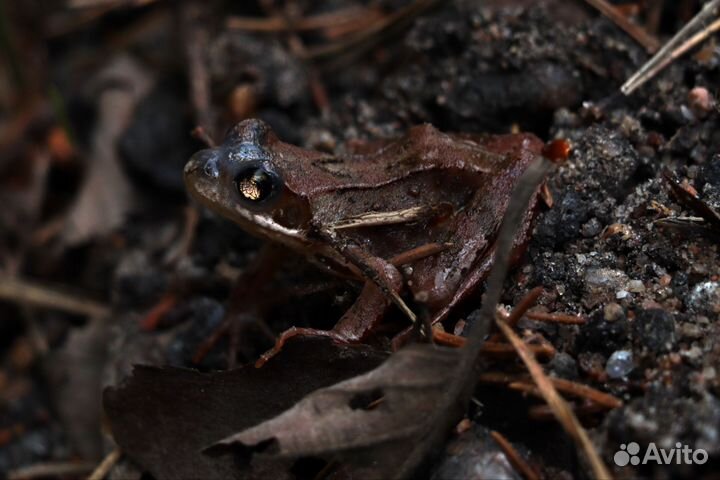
<box><xmin>234</xmin><ymin>167</ymin><xmax>276</xmax><ymax>202</ymax></box>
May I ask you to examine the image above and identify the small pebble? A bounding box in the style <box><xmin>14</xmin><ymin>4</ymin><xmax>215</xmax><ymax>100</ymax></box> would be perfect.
<box><xmin>581</xmin><ymin>218</ymin><xmax>602</xmax><ymax>237</ymax></box>
<box><xmin>606</xmin><ymin>350</ymin><xmax>634</xmax><ymax>379</ymax></box>
<box><xmin>603</xmin><ymin>302</ymin><xmax>624</xmax><ymax>322</ymax></box>
<box><xmin>688</xmin><ymin>86</ymin><xmax>714</xmax><ymax>117</ymax></box>
<box><xmin>627</xmin><ymin>280</ymin><xmax>645</xmax><ymax>293</ymax></box>
<box><xmin>616</xmin><ymin>290</ymin><xmax>629</xmax><ymax>299</ymax></box>
<box><xmin>687</xmin><ymin>281</ymin><xmax>720</xmax><ymax>316</ymax></box>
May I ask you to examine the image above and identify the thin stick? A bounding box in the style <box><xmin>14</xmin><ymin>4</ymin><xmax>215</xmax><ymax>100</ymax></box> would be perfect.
<box><xmin>227</xmin><ymin>6</ymin><xmax>371</xmax><ymax>32</ymax></box>
<box><xmin>480</xmin><ymin>372</ymin><xmax>622</xmax><ymax>409</ymax></box>
<box><xmin>491</xmin><ymin>430</ymin><xmax>540</xmax><ymax>480</ymax></box>
<box><xmin>88</xmin><ymin>448</ymin><xmax>122</xmax><ymax>480</ymax></box>
<box><xmin>525</xmin><ymin>311</ymin><xmax>587</xmax><ymax>325</ymax></box>
<box><xmin>0</xmin><ymin>274</ymin><xmax>110</xmax><ymax>318</ymax></box>
<box><xmin>432</xmin><ymin>330</ymin><xmax>557</xmax><ymax>358</ymax></box>
<box><xmin>496</xmin><ymin>319</ymin><xmax>613</xmax><ymax>480</ymax></box>
<box><xmin>583</xmin><ymin>0</ymin><xmax>660</xmax><ymax>53</ymax></box>
<box><xmin>389</xmin><ymin>242</ymin><xmax>450</xmax><ymax>266</ymax></box>
<box><xmin>7</xmin><ymin>461</ymin><xmax>96</xmax><ymax>480</ymax></box>
<box><xmin>505</xmin><ymin>287</ymin><xmax>544</xmax><ymax>328</ymax></box>
<box><xmin>622</xmin><ymin>0</ymin><xmax>720</xmax><ymax>95</ymax></box>
<box><xmin>509</xmin><ymin>378</ymin><xmax>622</xmax><ymax>409</ymax></box>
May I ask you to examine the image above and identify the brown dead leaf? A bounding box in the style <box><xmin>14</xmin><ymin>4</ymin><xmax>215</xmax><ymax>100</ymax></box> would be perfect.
<box><xmin>60</xmin><ymin>55</ymin><xmax>153</xmax><ymax>246</ymax></box>
<box><xmin>206</xmin><ymin>344</ymin><xmax>461</xmax><ymax>478</ymax></box>
<box><xmin>103</xmin><ymin>336</ymin><xmax>388</xmax><ymax>480</ymax></box>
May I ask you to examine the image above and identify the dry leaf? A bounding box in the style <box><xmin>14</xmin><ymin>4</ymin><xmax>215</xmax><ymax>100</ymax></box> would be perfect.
<box><xmin>60</xmin><ymin>55</ymin><xmax>153</xmax><ymax>246</ymax></box>
<box><xmin>103</xmin><ymin>336</ymin><xmax>387</xmax><ymax>480</ymax></box>
<box><xmin>207</xmin><ymin>344</ymin><xmax>461</xmax><ymax>480</ymax></box>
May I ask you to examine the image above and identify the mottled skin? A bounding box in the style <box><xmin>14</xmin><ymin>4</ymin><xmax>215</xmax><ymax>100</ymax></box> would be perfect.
<box><xmin>184</xmin><ymin>119</ymin><xmax>544</xmax><ymax>355</ymax></box>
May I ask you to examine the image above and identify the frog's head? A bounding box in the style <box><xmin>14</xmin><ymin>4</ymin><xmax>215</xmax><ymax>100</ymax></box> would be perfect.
<box><xmin>184</xmin><ymin>119</ymin><xmax>312</xmax><ymax>247</ymax></box>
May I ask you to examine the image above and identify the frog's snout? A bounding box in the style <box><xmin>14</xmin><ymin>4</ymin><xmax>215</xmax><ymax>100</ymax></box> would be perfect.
<box><xmin>185</xmin><ymin>149</ymin><xmax>220</xmax><ymax>181</ymax></box>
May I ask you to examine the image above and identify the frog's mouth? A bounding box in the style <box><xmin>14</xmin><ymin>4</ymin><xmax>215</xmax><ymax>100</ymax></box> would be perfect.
<box><xmin>184</xmin><ymin>151</ymin><xmax>310</xmax><ymax>249</ymax></box>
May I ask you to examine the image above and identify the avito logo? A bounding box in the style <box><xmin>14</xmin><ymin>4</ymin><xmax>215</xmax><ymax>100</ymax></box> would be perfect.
<box><xmin>614</xmin><ymin>442</ymin><xmax>708</xmax><ymax>467</ymax></box>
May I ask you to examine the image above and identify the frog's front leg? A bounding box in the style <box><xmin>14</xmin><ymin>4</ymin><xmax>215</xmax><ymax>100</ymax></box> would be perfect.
<box><xmin>256</xmin><ymin>235</ymin><xmax>411</xmax><ymax>367</ymax></box>
<box><xmin>255</xmin><ymin>280</ymin><xmax>396</xmax><ymax>367</ymax></box>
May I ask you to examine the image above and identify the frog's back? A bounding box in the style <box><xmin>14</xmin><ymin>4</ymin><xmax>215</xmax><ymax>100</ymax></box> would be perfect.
<box><xmin>302</xmin><ymin>125</ymin><xmax>543</xmax><ymax>308</ymax></box>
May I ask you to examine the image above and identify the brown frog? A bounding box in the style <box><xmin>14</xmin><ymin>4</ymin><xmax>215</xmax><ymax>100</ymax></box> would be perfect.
<box><xmin>184</xmin><ymin>119</ymin><xmax>545</xmax><ymax>361</ymax></box>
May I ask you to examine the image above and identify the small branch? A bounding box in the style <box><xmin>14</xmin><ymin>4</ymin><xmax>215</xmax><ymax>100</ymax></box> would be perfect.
<box><xmin>0</xmin><ymin>274</ymin><xmax>110</xmax><ymax>318</ymax></box>
<box><xmin>496</xmin><ymin>319</ymin><xmax>613</xmax><ymax>480</ymax></box>
<box><xmin>226</xmin><ymin>6</ymin><xmax>373</xmax><ymax>33</ymax></box>
<box><xmin>622</xmin><ymin>0</ymin><xmax>720</xmax><ymax>95</ymax></box>
<box><xmin>88</xmin><ymin>448</ymin><xmax>122</xmax><ymax>480</ymax></box>
<box><xmin>505</xmin><ymin>286</ymin><xmax>544</xmax><ymax>328</ymax></box>
<box><xmin>508</xmin><ymin>378</ymin><xmax>622</xmax><ymax>409</ymax></box>
<box><xmin>583</xmin><ymin>0</ymin><xmax>660</xmax><ymax>52</ymax></box>
<box><xmin>7</xmin><ymin>461</ymin><xmax>96</xmax><ymax>480</ymax></box>
<box><xmin>491</xmin><ymin>430</ymin><xmax>540</xmax><ymax>480</ymax></box>
<box><xmin>525</xmin><ymin>311</ymin><xmax>587</xmax><ymax>325</ymax></box>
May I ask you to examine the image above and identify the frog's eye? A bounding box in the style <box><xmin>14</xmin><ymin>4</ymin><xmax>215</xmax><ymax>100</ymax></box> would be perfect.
<box><xmin>234</xmin><ymin>166</ymin><xmax>278</xmax><ymax>203</ymax></box>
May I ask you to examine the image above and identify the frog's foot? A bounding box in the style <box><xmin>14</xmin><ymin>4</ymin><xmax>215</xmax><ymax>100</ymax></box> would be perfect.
<box><xmin>193</xmin><ymin>311</ymin><xmax>275</xmax><ymax>368</ymax></box>
<box><xmin>254</xmin><ymin>327</ymin><xmax>353</xmax><ymax>368</ymax></box>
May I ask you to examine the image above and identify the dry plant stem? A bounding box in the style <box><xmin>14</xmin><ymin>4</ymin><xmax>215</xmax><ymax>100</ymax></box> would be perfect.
<box><xmin>490</xmin><ymin>430</ymin><xmax>540</xmax><ymax>480</ymax></box>
<box><xmin>182</xmin><ymin>3</ymin><xmax>213</xmax><ymax>133</ymax></box>
<box><xmin>396</xmin><ymin>157</ymin><xmax>553</xmax><ymax>478</ymax></box>
<box><xmin>87</xmin><ymin>448</ymin><xmax>122</xmax><ymax>480</ymax></box>
<box><xmin>583</xmin><ymin>0</ymin><xmax>659</xmax><ymax>52</ymax></box>
<box><xmin>508</xmin><ymin>378</ymin><xmax>622</xmax><ymax>409</ymax></box>
<box><xmin>478</xmin><ymin>372</ymin><xmax>622</xmax><ymax>409</ymax></box>
<box><xmin>258</xmin><ymin>0</ymin><xmax>331</xmax><ymax>116</ymax></box>
<box><xmin>432</xmin><ymin>330</ymin><xmax>556</xmax><ymax>359</ymax></box>
<box><xmin>227</xmin><ymin>6</ymin><xmax>372</xmax><ymax>32</ymax></box>
<box><xmin>7</xmin><ymin>461</ymin><xmax>96</xmax><ymax>480</ymax></box>
<box><xmin>505</xmin><ymin>286</ymin><xmax>544</xmax><ymax>328</ymax></box>
<box><xmin>0</xmin><ymin>274</ymin><xmax>110</xmax><ymax>318</ymax></box>
<box><xmin>389</xmin><ymin>242</ymin><xmax>450</xmax><ymax>266</ymax></box>
<box><xmin>622</xmin><ymin>0</ymin><xmax>720</xmax><ymax>94</ymax></box>
<box><xmin>525</xmin><ymin>311</ymin><xmax>587</xmax><ymax>325</ymax></box>
<box><xmin>70</xmin><ymin>0</ymin><xmax>157</xmax><ymax>7</ymax></box>
<box><xmin>304</xmin><ymin>0</ymin><xmax>440</xmax><ymax>65</ymax></box>
<box><xmin>496</xmin><ymin>319</ymin><xmax>613</xmax><ymax>480</ymax></box>
<box><xmin>624</xmin><ymin>17</ymin><xmax>720</xmax><ymax>96</ymax></box>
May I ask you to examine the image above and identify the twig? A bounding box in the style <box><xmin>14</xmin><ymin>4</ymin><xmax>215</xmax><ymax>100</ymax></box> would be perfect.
<box><xmin>479</xmin><ymin>372</ymin><xmax>622</xmax><ymax>410</ymax></box>
<box><xmin>496</xmin><ymin>319</ymin><xmax>613</xmax><ymax>480</ymax></box>
<box><xmin>508</xmin><ymin>378</ymin><xmax>622</xmax><ymax>409</ymax></box>
<box><xmin>583</xmin><ymin>0</ymin><xmax>660</xmax><ymax>52</ymax></box>
<box><xmin>432</xmin><ymin>330</ymin><xmax>556</xmax><ymax>358</ymax></box>
<box><xmin>505</xmin><ymin>287</ymin><xmax>544</xmax><ymax>328</ymax></box>
<box><xmin>88</xmin><ymin>448</ymin><xmax>122</xmax><ymax>480</ymax></box>
<box><xmin>398</xmin><ymin>156</ymin><xmax>554</xmax><ymax>479</ymax></box>
<box><xmin>622</xmin><ymin>0</ymin><xmax>720</xmax><ymax>95</ymax></box>
<box><xmin>69</xmin><ymin>0</ymin><xmax>156</xmax><ymax>8</ymax></box>
<box><xmin>303</xmin><ymin>0</ymin><xmax>440</xmax><ymax>65</ymax></box>
<box><xmin>491</xmin><ymin>430</ymin><xmax>540</xmax><ymax>480</ymax></box>
<box><xmin>7</xmin><ymin>461</ymin><xmax>96</xmax><ymax>480</ymax></box>
<box><xmin>181</xmin><ymin>3</ymin><xmax>213</xmax><ymax>135</ymax></box>
<box><xmin>226</xmin><ymin>6</ymin><xmax>373</xmax><ymax>32</ymax></box>
<box><xmin>259</xmin><ymin>0</ymin><xmax>331</xmax><ymax>116</ymax></box>
<box><xmin>0</xmin><ymin>274</ymin><xmax>110</xmax><ymax>318</ymax></box>
<box><xmin>525</xmin><ymin>311</ymin><xmax>587</xmax><ymax>325</ymax></box>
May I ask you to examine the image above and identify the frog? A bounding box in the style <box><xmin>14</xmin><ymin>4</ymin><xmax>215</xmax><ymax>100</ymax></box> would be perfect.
<box><xmin>184</xmin><ymin>118</ymin><xmax>545</xmax><ymax>363</ymax></box>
